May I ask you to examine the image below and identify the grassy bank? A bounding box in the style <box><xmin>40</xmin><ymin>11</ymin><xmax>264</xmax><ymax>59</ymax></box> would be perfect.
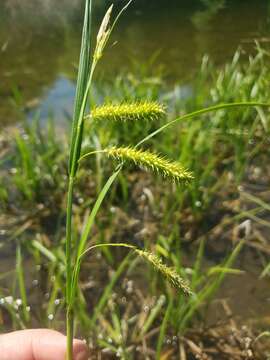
<box><xmin>1</xmin><ymin>44</ymin><xmax>270</xmax><ymax>358</ymax></box>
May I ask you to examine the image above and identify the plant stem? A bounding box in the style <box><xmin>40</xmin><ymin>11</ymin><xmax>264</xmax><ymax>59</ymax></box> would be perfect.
<box><xmin>65</xmin><ymin>1</ymin><xmax>93</xmax><ymax>355</ymax></box>
<box><xmin>64</xmin><ymin>2</ymin><xmax>133</xmax><ymax>358</ymax></box>
<box><xmin>65</xmin><ymin>32</ymin><xmax>95</xmax><ymax>360</ymax></box>
<box><xmin>66</xmin><ymin>308</ymin><xmax>74</xmax><ymax>360</ymax></box>
<box><xmin>66</xmin><ymin>177</ymin><xmax>75</xmax><ymax>302</ymax></box>
<box><xmin>66</xmin><ymin>176</ymin><xmax>75</xmax><ymax>360</ymax></box>
<box><xmin>136</xmin><ymin>101</ymin><xmax>270</xmax><ymax>147</ymax></box>
<box><xmin>65</xmin><ymin>35</ymin><xmax>94</xmax><ymax>360</ymax></box>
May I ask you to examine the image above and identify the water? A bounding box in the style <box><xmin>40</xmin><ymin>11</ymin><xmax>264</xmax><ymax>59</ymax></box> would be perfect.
<box><xmin>0</xmin><ymin>0</ymin><xmax>270</xmax><ymax>125</ymax></box>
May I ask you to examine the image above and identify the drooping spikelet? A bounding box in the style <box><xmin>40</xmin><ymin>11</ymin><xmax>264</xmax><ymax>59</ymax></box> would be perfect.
<box><xmin>135</xmin><ymin>249</ymin><xmax>192</xmax><ymax>295</ymax></box>
<box><xmin>88</xmin><ymin>101</ymin><xmax>166</xmax><ymax>122</ymax></box>
<box><xmin>105</xmin><ymin>146</ymin><xmax>193</xmax><ymax>184</ymax></box>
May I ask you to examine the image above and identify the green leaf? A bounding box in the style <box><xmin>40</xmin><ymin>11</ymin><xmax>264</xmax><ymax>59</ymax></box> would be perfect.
<box><xmin>69</xmin><ymin>0</ymin><xmax>92</xmax><ymax>174</ymax></box>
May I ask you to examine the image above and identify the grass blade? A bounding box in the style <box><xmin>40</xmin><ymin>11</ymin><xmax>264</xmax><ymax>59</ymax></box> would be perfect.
<box><xmin>69</xmin><ymin>0</ymin><xmax>92</xmax><ymax>174</ymax></box>
<box><xmin>70</xmin><ymin>166</ymin><xmax>122</xmax><ymax>304</ymax></box>
<box><xmin>16</xmin><ymin>245</ymin><xmax>30</xmax><ymax>324</ymax></box>
<box><xmin>89</xmin><ymin>253</ymin><xmax>132</xmax><ymax>329</ymax></box>
<box><xmin>136</xmin><ymin>102</ymin><xmax>270</xmax><ymax>147</ymax></box>
<box><xmin>178</xmin><ymin>241</ymin><xmax>243</xmax><ymax>333</ymax></box>
<box><xmin>140</xmin><ymin>295</ymin><xmax>166</xmax><ymax>338</ymax></box>
<box><xmin>156</xmin><ymin>297</ymin><xmax>173</xmax><ymax>359</ymax></box>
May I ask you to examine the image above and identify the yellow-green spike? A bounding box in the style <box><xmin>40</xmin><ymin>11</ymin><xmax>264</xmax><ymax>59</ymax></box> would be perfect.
<box><xmin>106</xmin><ymin>146</ymin><xmax>193</xmax><ymax>184</ymax></box>
<box><xmin>88</xmin><ymin>101</ymin><xmax>166</xmax><ymax>122</ymax></box>
<box><xmin>135</xmin><ymin>249</ymin><xmax>192</xmax><ymax>295</ymax></box>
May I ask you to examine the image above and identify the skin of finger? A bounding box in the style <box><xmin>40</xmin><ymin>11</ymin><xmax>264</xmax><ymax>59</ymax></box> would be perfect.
<box><xmin>0</xmin><ymin>329</ymin><xmax>88</xmax><ymax>360</ymax></box>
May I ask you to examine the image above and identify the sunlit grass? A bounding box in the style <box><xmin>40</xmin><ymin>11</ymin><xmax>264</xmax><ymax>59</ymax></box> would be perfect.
<box><xmin>1</xmin><ymin>23</ymin><xmax>270</xmax><ymax>359</ymax></box>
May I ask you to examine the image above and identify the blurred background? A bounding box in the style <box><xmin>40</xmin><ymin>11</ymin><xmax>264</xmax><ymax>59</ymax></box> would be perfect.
<box><xmin>1</xmin><ymin>0</ymin><xmax>270</xmax><ymax>125</ymax></box>
<box><xmin>1</xmin><ymin>1</ymin><xmax>270</xmax><ymax>358</ymax></box>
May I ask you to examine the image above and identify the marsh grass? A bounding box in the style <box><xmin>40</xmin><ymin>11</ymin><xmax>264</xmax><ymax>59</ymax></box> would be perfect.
<box><xmin>65</xmin><ymin>1</ymin><xmax>193</xmax><ymax>357</ymax></box>
<box><xmin>65</xmin><ymin>1</ymin><xmax>270</xmax><ymax>356</ymax></box>
<box><xmin>1</xmin><ymin>11</ymin><xmax>270</xmax><ymax>358</ymax></box>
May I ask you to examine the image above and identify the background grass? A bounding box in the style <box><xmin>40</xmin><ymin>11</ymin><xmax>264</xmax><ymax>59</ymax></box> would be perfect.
<box><xmin>1</xmin><ymin>45</ymin><xmax>270</xmax><ymax>358</ymax></box>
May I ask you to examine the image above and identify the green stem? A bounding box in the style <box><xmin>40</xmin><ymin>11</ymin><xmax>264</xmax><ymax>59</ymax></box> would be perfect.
<box><xmin>66</xmin><ymin>176</ymin><xmax>75</xmax><ymax>360</ymax></box>
<box><xmin>66</xmin><ymin>176</ymin><xmax>75</xmax><ymax>302</ymax></box>
<box><xmin>65</xmin><ymin>13</ymin><xmax>95</xmax><ymax>360</ymax></box>
<box><xmin>79</xmin><ymin>149</ymin><xmax>107</xmax><ymax>163</ymax></box>
<box><xmin>80</xmin><ymin>242</ymin><xmax>135</xmax><ymax>259</ymax></box>
<box><xmin>65</xmin><ymin>36</ymin><xmax>96</xmax><ymax>360</ymax></box>
<box><xmin>136</xmin><ymin>101</ymin><xmax>270</xmax><ymax>147</ymax></box>
<box><xmin>65</xmin><ymin>2</ymin><xmax>133</xmax><ymax>358</ymax></box>
<box><xmin>65</xmin><ymin>44</ymin><xmax>96</xmax><ymax>360</ymax></box>
<box><xmin>66</xmin><ymin>308</ymin><xmax>74</xmax><ymax>360</ymax></box>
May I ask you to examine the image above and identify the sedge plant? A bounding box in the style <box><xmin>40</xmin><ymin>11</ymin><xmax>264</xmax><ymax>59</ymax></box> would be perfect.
<box><xmin>65</xmin><ymin>1</ymin><xmax>270</xmax><ymax>358</ymax></box>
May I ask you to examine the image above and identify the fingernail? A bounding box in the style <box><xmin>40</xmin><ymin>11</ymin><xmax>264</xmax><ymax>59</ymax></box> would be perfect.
<box><xmin>74</xmin><ymin>340</ymin><xmax>89</xmax><ymax>360</ymax></box>
<box><xmin>75</xmin><ymin>349</ymin><xmax>88</xmax><ymax>360</ymax></box>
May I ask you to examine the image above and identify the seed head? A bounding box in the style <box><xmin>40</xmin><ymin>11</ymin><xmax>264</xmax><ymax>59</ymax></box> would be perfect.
<box><xmin>94</xmin><ymin>5</ymin><xmax>113</xmax><ymax>61</ymax></box>
<box><xmin>89</xmin><ymin>101</ymin><xmax>166</xmax><ymax>122</ymax></box>
<box><xmin>135</xmin><ymin>249</ymin><xmax>192</xmax><ymax>295</ymax></box>
<box><xmin>106</xmin><ymin>146</ymin><xmax>193</xmax><ymax>184</ymax></box>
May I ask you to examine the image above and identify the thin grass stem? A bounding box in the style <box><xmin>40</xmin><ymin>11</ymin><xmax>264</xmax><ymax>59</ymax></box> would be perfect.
<box><xmin>66</xmin><ymin>3</ymin><xmax>135</xmax><ymax>357</ymax></box>
<box><xmin>136</xmin><ymin>102</ymin><xmax>270</xmax><ymax>147</ymax></box>
<box><xmin>80</xmin><ymin>243</ymin><xmax>136</xmax><ymax>259</ymax></box>
<box><xmin>66</xmin><ymin>0</ymin><xmax>92</xmax><ymax>358</ymax></box>
<box><xmin>79</xmin><ymin>150</ymin><xmax>108</xmax><ymax>162</ymax></box>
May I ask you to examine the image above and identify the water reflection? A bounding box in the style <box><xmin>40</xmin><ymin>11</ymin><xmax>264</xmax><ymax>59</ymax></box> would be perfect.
<box><xmin>0</xmin><ymin>0</ymin><xmax>269</xmax><ymax>125</ymax></box>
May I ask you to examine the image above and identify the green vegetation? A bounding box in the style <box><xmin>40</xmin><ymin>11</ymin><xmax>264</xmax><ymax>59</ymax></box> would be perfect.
<box><xmin>65</xmin><ymin>1</ymin><xmax>193</xmax><ymax>357</ymax></box>
<box><xmin>1</xmin><ymin>2</ymin><xmax>270</xmax><ymax>359</ymax></box>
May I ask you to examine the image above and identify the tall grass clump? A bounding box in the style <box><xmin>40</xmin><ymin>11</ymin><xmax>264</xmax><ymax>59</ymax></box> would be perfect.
<box><xmin>65</xmin><ymin>1</ymin><xmax>191</xmax><ymax>358</ymax></box>
<box><xmin>64</xmin><ymin>1</ymin><xmax>270</xmax><ymax>358</ymax></box>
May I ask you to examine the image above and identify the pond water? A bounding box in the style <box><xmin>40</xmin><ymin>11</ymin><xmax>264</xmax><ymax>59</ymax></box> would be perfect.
<box><xmin>1</xmin><ymin>0</ymin><xmax>270</xmax><ymax>125</ymax></box>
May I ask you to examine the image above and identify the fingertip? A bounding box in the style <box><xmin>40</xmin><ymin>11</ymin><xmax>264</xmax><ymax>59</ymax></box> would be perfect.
<box><xmin>73</xmin><ymin>339</ymin><xmax>89</xmax><ymax>360</ymax></box>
